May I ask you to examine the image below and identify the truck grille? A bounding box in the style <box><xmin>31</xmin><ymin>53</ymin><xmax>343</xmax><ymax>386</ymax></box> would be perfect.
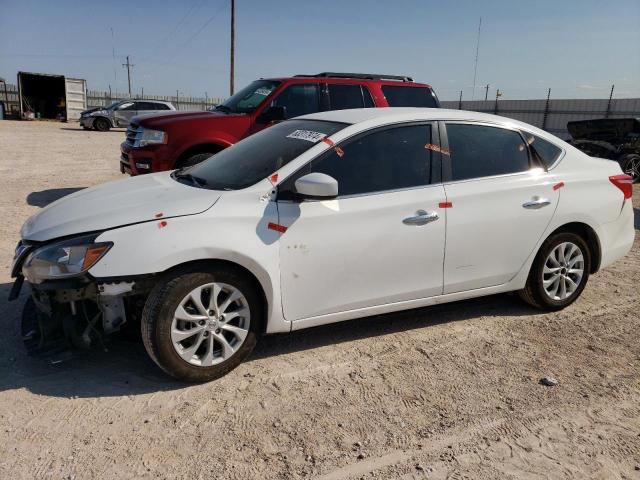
<box><xmin>125</xmin><ymin>123</ymin><xmax>143</xmax><ymax>147</ymax></box>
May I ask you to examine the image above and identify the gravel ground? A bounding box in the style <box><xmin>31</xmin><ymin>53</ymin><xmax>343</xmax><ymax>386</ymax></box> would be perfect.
<box><xmin>0</xmin><ymin>120</ymin><xmax>639</xmax><ymax>480</ymax></box>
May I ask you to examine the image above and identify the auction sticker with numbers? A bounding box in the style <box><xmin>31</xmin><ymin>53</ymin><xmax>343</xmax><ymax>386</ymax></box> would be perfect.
<box><xmin>286</xmin><ymin>130</ymin><xmax>327</xmax><ymax>143</ymax></box>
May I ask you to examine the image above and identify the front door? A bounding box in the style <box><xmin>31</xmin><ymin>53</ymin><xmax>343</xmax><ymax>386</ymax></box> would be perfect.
<box><xmin>277</xmin><ymin>123</ymin><xmax>446</xmax><ymax>321</ymax></box>
<box><xmin>113</xmin><ymin>101</ymin><xmax>137</xmax><ymax>127</ymax></box>
<box><xmin>250</xmin><ymin>83</ymin><xmax>322</xmax><ymax>137</ymax></box>
<box><xmin>441</xmin><ymin>122</ymin><xmax>559</xmax><ymax>293</ymax></box>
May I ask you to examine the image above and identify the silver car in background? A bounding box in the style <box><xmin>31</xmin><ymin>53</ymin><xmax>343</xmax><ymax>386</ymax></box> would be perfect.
<box><xmin>79</xmin><ymin>100</ymin><xmax>176</xmax><ymax>131</ymax></box>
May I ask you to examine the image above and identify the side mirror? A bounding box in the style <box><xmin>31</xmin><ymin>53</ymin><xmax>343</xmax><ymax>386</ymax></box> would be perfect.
<box><xmin>259</xmin><ymin>105</ymin><xmax>286</xmax><ymax>123</ymax></box>
<box><xmin>294</xmin><ymin>173</ymin><xmax>338</xmax><ymax>199</ymax></box>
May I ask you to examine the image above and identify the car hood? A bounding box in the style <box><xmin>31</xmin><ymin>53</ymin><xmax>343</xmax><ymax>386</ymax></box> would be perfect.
<box><xmin>81</xmin><ymin>106</ymin><xmax>106</xmax><ymax>116</ymax></box>
<box><xmin>21</xmin><ymin>172</ymin><xmax>221</xmax><ymax>242</ymax></box>
<box><xmin>134</xmin><ymin>110</ymin><xmax>245</xmax><ymax>128</ymax></box>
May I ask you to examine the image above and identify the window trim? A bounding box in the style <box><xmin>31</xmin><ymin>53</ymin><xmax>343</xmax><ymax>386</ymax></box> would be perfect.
<box><xmin>440</xmin><ymin>120</ymin><xmax>552</xmax><ymax>184</ymax></box>
<box><xmin>518</xmin><ymin>129</ymin><xmax>566</xmax><ymax>171</ymax></box>
<box><xmin>276</xmin><ymin>121</ymin><xmax>443</xmax><ymax>202</ymax></box>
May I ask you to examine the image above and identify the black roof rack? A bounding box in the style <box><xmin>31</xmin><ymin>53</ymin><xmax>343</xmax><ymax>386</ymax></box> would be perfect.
<box><xmin>294</xmin><ymin>72</ymin><xmax>413</xmax><ymax>82</ymax></box>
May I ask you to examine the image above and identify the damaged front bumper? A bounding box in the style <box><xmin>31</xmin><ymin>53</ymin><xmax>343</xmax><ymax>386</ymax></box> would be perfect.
<box><xmin>12</xmin><ymin>273</ymin><xmax>151</xmax><ymax>361</ymax></box>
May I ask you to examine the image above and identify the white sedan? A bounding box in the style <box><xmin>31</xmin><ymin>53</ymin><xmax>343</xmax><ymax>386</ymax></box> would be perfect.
<box><xmin>12</xmin><ymin>108</ymin><xmax>635</xmax><ymax>381</ymax></box>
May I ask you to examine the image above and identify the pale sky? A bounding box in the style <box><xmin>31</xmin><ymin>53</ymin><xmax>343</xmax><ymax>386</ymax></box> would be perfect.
<box><xmin>1</xmin><ymin>0</ymin><xmax>639</xmax><ymax>101</ymax></box>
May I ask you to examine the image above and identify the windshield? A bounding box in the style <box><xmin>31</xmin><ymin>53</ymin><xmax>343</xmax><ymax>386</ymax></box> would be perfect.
<box><xmin>105</xmin><ymin>101</ymin><xmax>123</xmax><ymax>110</ymax></box>
<box><xmin>216</xmin><ymin>80</ymin><xmax>280</xmax><ymax>114</ymax></box>
<box><xmin>179</xmin><ymin>119</ymin><xmax>346</xmax><ymax>190</ymax></box>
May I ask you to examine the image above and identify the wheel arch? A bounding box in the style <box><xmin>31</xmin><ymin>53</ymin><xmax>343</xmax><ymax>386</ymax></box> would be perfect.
<box><xmin>92</xmin><ymin>116</ymin><xmax>113</xmax><ymax>128</ymax></box>
<box><xmin>546</xmin><ymin>222</ymin><xmax>602</xmax><ymax>273</ymax></box>
<box><xmin>160</xmin><ymin>258</ymin><xmax>271</xmax><ymax>334</ymax></box>
<box><xmin>176</xmin><ymin>143</ymin><xmax>227</xmax><ymax>167</ymax></box>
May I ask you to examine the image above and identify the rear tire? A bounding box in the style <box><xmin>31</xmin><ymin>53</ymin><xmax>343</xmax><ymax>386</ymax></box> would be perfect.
<box><xmin>141</xmin><ymin>265</ymin><xmax>261</xmax><ymax>382</ymax></box>
<box><xmin>519</xmin><ymin>232</ymin><xmax>591</xmax><ymax>310</ymax></box>
<box><xmin>93</xmin><ymin>117</ymin><xmax>111</xmax><ymax>132</ymax></box>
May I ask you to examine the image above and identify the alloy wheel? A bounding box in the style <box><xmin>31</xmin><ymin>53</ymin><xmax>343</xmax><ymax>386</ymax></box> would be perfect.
<box><xmin>170</xmin><ymin>282</ymin><xmax>250</xmax><ymax>367</ymax></box>
<box><xmin>542</xmin><ymin>242</ymin><xmax>585</xmax><ymax>301</ymax></box>
<box><xmin>623</xmin><ymin>156</ymin><xmax>640</xmax><ymax>183</ymax></box>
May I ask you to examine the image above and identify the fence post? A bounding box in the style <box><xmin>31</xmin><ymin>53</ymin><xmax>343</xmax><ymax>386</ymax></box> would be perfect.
<box><xmin>605</xmin><ymin>84</ymin><xmax>614</xmax><ymax>118</ymax></box>
<box><xmin>542</xmin><ymin>88</ymin><xmax>551</xmax><ymax>131</ymax></box>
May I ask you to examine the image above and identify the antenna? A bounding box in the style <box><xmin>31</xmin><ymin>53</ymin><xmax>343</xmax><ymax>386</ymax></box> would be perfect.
<box><xmin>472</xmin><ymin>17</ymin><xmax>482</xmax><ymax>100</ymax></box>
<box><xmin>111</xmin><ymin>27</ymin><xmax>117</xmax><ymax>86</ymax></box>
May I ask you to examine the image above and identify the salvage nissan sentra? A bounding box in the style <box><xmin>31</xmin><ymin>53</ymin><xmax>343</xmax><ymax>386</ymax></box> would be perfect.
<box><xmin>10</xmin><ymin>108</ymin><xmax>635</xmax><ymax>382</ymax></box>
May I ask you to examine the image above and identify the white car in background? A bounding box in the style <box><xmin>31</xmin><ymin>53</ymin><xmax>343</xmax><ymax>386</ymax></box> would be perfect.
<box><xmin>11</xmin><ymin>108</ymin><xmax>635</xmax><ymax>382</ymax></box>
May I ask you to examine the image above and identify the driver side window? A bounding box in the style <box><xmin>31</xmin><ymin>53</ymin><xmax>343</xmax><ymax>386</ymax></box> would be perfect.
<box><xmin>280</xmin><ymin>124</ymin><xmax>436</xmax><ymax>198</ymax></box>
<box><xmin>271</xmin><ymin>84</ymin><xmax>320</xmax><ymax>119</ymax></box>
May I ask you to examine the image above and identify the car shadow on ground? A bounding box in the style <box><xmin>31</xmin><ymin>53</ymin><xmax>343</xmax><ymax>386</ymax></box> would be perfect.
<box><xmin>59</xmin><ymin>127</ymin><xmax>125</xmax><ymax>132</ymax></box>
<box><xmin>26</xmin><ymin>188</ymin><xmax>85</xmax><ymax>208</ymax></box>
<box><xmin>0</xmin><ymin>280</ymin><xmax>540</xmax><ymax>398</ymax></box>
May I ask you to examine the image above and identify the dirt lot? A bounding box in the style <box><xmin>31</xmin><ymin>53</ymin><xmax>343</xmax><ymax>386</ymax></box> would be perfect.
<box><xmin>0</xmin><ymin>120</ymin><xmax>639</xmax><ymax>480</ymax></box>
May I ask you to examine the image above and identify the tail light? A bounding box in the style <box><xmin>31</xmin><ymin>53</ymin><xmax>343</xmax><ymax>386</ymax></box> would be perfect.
<box><xmin>609</xmin><ymin>174</ymin><xmax>633</xmax><ymax>199</ymax></box>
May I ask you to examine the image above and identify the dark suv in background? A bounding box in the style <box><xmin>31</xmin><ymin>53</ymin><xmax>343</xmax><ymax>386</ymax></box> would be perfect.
<box><xmin>120</xmin><ymin>72</ymin><xmax>440</xmax><ymax>175</ymax></box>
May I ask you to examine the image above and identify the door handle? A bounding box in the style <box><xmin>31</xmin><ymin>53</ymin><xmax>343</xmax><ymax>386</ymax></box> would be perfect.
<box><xmin>403</xmin><ymin>210</ymin><xmax>439</xmax><ymax>226</ymax></box>
<box><xmin>522</xmin><ymin>197</ymin><xmax>551</xmax><ymax>209</ymax></box>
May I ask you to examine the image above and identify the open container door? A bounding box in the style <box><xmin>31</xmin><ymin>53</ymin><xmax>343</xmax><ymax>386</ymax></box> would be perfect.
<box><xmin>64</xmin><ymin>78</ymin><xmax>87</xmax><ymax>121</ymax></box>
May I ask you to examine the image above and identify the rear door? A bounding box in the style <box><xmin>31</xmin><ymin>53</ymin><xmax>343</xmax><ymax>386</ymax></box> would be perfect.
<box><xmin>441</xmin><ymin>122</ymin><xmax>559</xmax><ymax>293</ymax></box>
<box><xmin>277</xmin><ymin>122</ymin><xmax>446</xmax><ymax>321</ymax></box>
<box><xmin>136</xmin><ymin>101</ymin><xmax>161</xmax><ymax>117</ymax></box>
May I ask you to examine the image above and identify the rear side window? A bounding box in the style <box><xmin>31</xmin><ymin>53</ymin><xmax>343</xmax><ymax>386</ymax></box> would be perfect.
<box><xmin>153</xmin><ymin>103</ymin><xmax>171</xmax><ymax>110</ymax></box>
<box><xmin>382</xmin><ymin>86</ymin><xmax>437</xmax><ymax>107</ymax></box>
<box><xmin>136</xmin><ymin>102</ymin><xmax>156</xmax><ymax>110</ymax></box>
<box><xmin>446</xmin><ymin>124</ymin><xmax>530</xmax><ymax>181</ymax></box>
<box><xmin>328</xmin><ymin>84</ymin><xmax>373</xmax><ymax>110</ymax></box>
<box><xmin>283</xmin><ymin>124</ymin><xmax>434</xmax><ymax>197</ymax></box>
<box><xmin>522</xmin><ymin>132</ymin><xmax>562</xmax><ymax>168</ymax></box>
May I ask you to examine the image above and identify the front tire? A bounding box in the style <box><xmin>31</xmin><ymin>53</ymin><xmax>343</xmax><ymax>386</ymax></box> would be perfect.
<box><xmin>141</xmin><ymin>266</ymin><xmax>261</xmax><ymax>382</ymax></box>
<box><xmin>519</xmin><ymin>232</ymin><xmax>591</xmax><ymax>310</ymax></box>
<box><xmin>93</xmin><ymin>117</ymin><xmax>111</xmax><ymax>132</ymax></box>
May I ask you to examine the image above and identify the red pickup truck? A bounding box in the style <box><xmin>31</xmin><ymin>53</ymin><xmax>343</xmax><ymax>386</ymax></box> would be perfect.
<box><xmin>120</xmin><ymin>72</ymin><xmax>440</xmax><ymax>175</ymax></box>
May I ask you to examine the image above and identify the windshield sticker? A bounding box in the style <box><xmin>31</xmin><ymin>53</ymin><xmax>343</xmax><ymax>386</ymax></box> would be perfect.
<box><xmin>286</xmin><ymin>130</ymin><xmax>327</xmax><ymax>143</ymax></box>
<box><xmin>255</xmin><ymin>88</ymin><xmax>272</xmax><ymax>96</ymax></box>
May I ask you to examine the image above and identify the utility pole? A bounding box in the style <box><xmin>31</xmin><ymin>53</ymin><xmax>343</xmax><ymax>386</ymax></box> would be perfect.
<box><xmin>122</xmin><ymin>55</ymin><xmax>134</xmax><ymax>97</ymax></box>
<box><xmin>458</xmin><ymin>90</ymin><xmax>463</xmax><ymax>110</ymax></box>
<box><xmin>230</xmin><ymin>0</ymin><xmax>235</xmax><ymax>96</ymax></box>
<box><xmin>494</xmin><ymin>88</ymin><xmax>502</xmax><ymax>114</ymax></box>
<box><xmin>605</xmin><ymin>84</ymin><xmax>615</xmax><ymax>118</ymax></box>
<box><xmin>484</xmin><ymin>84</ymin><xmax>490</xmax><ymax>101</ymax></box>
<box><xmin>472</xmin><ymin>17</ymin><xmax>482</xmax><ymax>100</ymax></box>
<box><xmin>542</xmin><ymin>88</ymin><xmax>552</xmax><ymax>131</ymax></box>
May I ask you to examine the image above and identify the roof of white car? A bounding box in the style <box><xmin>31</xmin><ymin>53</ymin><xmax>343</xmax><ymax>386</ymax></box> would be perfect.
<box><xmin>299</xmin><ymin>108</ymin><xmax>545</xmax><ymax>135</ymax></box>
